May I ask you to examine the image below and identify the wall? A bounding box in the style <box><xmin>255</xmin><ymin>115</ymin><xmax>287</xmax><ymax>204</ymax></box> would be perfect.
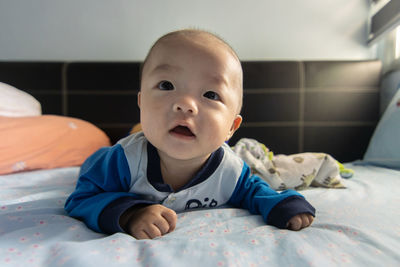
<box><xmin>0</xmin><ymin>0</ymin><xmax>375</xmax><ymax>61</ymax></box>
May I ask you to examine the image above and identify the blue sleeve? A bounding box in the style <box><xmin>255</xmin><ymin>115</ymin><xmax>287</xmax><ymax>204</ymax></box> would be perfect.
<box><xmin>228</xmin><ymin>163</ymin><xmax>315</xmax><ymax>229</ymax></box>
<box><xmin>64</xmin><ymin>144</ymin><xmax>145</xmax><ymax>233</ymax></box>
<box><xmin>98</xmin><ymin>196</ymin><xmax>155</xmax><ymax>234</ymax></box>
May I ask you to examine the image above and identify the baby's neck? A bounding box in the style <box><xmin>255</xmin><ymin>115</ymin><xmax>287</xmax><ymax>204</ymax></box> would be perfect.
<box><xmin>158</xmin><ymin>152</ymin><xmax>210</xmax><ymax>192</ymax></box>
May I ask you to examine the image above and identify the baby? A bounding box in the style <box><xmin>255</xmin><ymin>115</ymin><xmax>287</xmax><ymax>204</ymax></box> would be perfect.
<box><xmin>65</xmin><ymin>29</ymin><xmax>315</xmax><ymax>239</ymax></box>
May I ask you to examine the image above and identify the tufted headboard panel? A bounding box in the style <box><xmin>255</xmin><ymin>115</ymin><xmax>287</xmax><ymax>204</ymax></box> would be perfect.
<box><xmin>0</xmin><ymin>60</ymin><xmax>381</xmax><ymax>162</ymax></box>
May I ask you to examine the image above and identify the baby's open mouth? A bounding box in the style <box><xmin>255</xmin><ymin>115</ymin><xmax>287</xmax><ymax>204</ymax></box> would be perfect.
<box><xmin>170</xmin><ymin>125</ymin><xmax>195</xmax><ymax>137</ymax></box>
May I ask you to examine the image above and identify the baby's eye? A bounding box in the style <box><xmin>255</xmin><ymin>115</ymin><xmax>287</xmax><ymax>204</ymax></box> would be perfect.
<box><xmin>158</xmin><ymin>80</ymin><xmax>174</xmax><ymax>91</ymax></box>
<box><xmin>203</xmin><ymin>91</ymin><xmax>220</xmax><ymax>101</ymax></box>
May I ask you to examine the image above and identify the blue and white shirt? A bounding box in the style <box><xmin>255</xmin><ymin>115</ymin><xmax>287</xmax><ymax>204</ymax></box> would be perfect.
<box><xmin>65</xmin><ymin>132</ymin><xmax>315</xmax><ymax>234</ymax></box>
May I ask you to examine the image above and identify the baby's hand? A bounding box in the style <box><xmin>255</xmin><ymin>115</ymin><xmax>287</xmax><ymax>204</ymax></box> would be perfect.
<box><xmin>287</xmin><ymin>213</ymin><xmax>314</xmax><ymax>231</ymax></box>
<box><xmin>121</xmin><ymin>204</ymin><xmax>177</xmax><ymax>239</ymax></box>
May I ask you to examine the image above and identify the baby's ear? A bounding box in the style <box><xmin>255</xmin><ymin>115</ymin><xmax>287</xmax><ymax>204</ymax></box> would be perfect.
<box><xmin>226</xmin><ymin>115</ymin><xmax>242</xmax><ymax>141</ymax></box>
<box><xmin>137</xmin><ymin>91</ymin><xmax>141</xmax><ymax>108</ymax></box>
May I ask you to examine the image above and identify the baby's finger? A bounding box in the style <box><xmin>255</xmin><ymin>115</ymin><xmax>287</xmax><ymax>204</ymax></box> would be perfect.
<box><xmin>144</xmin><ymin>224</ymin><xmax>163</xmax><ymax>239</ymax></box>
<box><xmin>153</xmin><ymin>218</ymin><xmax>172</xmax><ymax>235</ymax></box>
<box><xmin>300</xmin><ymin>214</ymin><xmax>310</xmax><ymax>229</ymax></box>
<box><xmin>287</xmin><ymin>216</ymin><xmax>302</xmax><ymax>231</ymax></box>
<box><xmin>133</xmin><ymin>229</ymin><xmax>151</xmax><ymax>240</ymax></box>
<box><xmin>307</xmin><ymin>214</ymin><xmax>314</xmax><ymax>226</ymax></box>
<box><xmin>310</xmin><ymin>216</ymin><xmax>314</xmax><ymax>225</ymax></box>
<box><xmin>161</xmin><ymin>209</ymin><xmax>177</xmax><ymax>232</ymax></box>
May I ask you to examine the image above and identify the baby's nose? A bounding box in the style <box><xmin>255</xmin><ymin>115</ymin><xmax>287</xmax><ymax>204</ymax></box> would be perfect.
<box><xmin>172</xmin><ymin>97</ymin><xmax>198</xmax><ymax>115</ymax></box>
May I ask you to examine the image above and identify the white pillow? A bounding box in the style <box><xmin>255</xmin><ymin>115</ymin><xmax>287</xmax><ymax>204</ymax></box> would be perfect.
<box><xmin>0</xmin><ymin>82</ymin><xmax>42</xmax><ymax>117</ymax></box>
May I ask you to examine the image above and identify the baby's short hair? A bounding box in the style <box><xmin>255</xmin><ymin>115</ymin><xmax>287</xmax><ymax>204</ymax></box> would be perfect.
<box><xmin>140</xmin><ymin>29</ymin><xmax>243</xmax><ymax>114</ymax></box>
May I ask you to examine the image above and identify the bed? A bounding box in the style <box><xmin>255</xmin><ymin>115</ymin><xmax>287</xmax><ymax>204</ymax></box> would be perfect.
<box><xmin>1</xmin><ymin>60</ymin><xmax>400</xmax><ymax>266</ymax></box>
<box><xmin>0</xmin><ymin>163</ymin><xmax>399</xmax><ymax>266</ymax></box>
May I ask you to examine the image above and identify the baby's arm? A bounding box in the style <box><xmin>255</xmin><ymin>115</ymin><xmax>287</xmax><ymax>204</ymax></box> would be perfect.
<box><xmin>120</xmin><ymin>204</ymin><xmax>177</xmax><ymax>239</ymax></box>
<box><xmin>229</xmin><ymin>163</ymin><xmax>315</xmax><ymax>230</ymax></box>
<box><xmin>287</xmin><ymin>213</ymin><xmax>314</xmax><ymax>231</ymax></box>
<box><xmin>65</xmin><ymin>146</ymin><xmax>139</xmax><ymax>233</ymax></box>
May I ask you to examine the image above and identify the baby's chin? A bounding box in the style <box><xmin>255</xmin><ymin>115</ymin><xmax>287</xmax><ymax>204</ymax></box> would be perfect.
<box><xmin>143</xmin><ymin>131</ymin><xmax>220</xmax><ymax>162</ymax></box>
<box><xmin>161</xmin><ymin>149</ymin><xmax>211</xmax><ymax>162</ymax></box>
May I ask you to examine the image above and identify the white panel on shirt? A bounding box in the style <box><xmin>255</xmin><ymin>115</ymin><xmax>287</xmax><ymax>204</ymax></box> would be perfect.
<box><xmin>118</xmin><ymin>132</ymin><xmax>244</xmax><ymax>212</ymax></box>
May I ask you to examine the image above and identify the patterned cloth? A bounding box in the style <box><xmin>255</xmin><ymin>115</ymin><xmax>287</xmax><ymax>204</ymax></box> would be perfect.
<box><xmin>232</xmin><ymin>138</ymin><xmax>351</xmax><ymax>190</ymax></box>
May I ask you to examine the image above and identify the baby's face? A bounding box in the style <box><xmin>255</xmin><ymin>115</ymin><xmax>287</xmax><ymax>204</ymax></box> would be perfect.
<box><xmin>138</xmin><ymin>34</ymin><xmax>242</xmax><ymax>161</ymax></box>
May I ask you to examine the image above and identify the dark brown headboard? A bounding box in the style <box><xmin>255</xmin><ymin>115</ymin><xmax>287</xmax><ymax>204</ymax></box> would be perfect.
<box><xmin>0</xmin><ymin>60</ymin><xmax>381</xmax><ymax>162</ymax></box>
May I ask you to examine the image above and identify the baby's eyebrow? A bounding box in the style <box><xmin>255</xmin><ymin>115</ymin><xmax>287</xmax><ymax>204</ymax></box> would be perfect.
<box><xmin>150</xmin><ymin>63</ymin><xmax>229</xmax><ymax>88</ymax></box>
<box><xmin>150</xmin><ymin>63</ymin><xmax>182</xmax><ymax>74</ymax></box>
<box><xmin>209</xmin><ymin>74</ymin><xmax>229</xmax><ymax>88</ymax></box>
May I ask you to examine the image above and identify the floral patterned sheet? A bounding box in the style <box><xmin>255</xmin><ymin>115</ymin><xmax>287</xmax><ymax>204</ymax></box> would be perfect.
<box><xmin>0</xmin><ymin>164</ymin><xmax>399</xmax><ymax>267</ymax></box>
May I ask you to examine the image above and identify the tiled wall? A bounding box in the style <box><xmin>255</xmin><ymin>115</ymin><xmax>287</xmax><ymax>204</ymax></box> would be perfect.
<box><xmin>0</xmin><ymin>60</ymin><xmax>381</xmax><ymax>162</ymax></box>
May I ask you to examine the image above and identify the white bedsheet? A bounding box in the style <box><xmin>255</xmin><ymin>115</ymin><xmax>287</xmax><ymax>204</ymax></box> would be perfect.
<box><xmin>0</xmin><ymin>164</ymin><xmax>399</xmax><ymax>266</ymax></box>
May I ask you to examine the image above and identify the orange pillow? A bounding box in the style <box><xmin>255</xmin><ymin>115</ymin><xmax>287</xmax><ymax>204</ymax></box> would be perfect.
<box><xmin>0</xmin><ymin>115</ymin><xmax>111</xmax><ymax>175</ymax></box>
